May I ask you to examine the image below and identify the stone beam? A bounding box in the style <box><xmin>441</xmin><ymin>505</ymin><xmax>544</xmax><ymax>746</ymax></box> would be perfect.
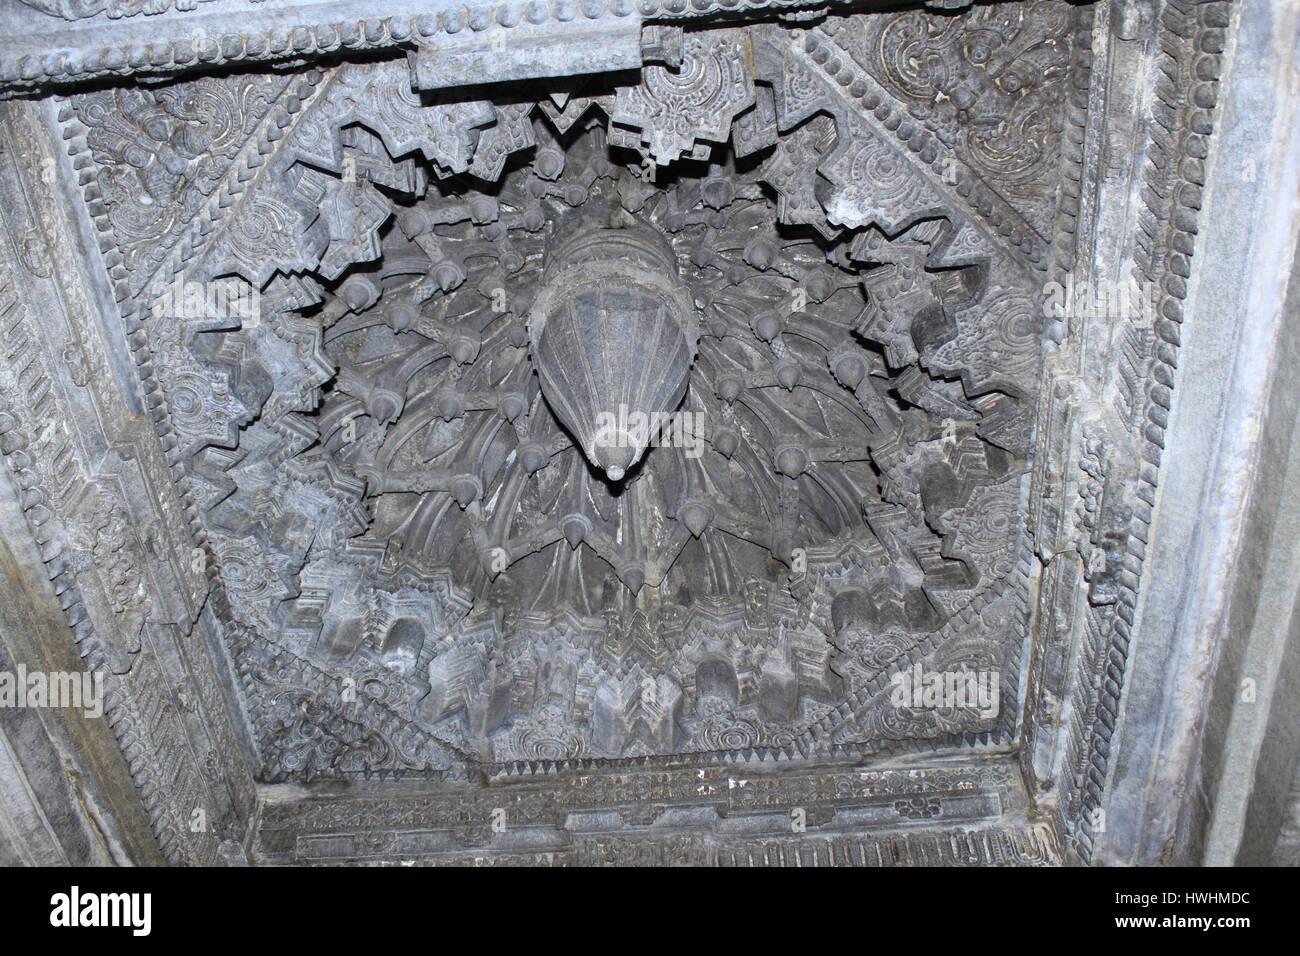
<box><xmin>0</xmin><ymin>0</ymin><xmax>966</xmax><ymax>94</ymax></box>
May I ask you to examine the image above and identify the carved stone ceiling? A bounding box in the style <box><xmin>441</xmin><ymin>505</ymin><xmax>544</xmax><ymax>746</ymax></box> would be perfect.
<box><xmin>49</xmin><ymin>1</ymin><xmax>1079</xmax><ymax>783</ymax></box>
<box><xmin>0</xmin><ymin>0</ymin><xmax>1257</xmax><ymax>868</ymax></box>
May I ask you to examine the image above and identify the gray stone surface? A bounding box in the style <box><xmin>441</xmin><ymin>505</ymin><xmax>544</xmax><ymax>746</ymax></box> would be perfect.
<box><xmin>0</xmin><ymin>0</ymin><xmax>1293</xmax><ymax>867</ymax></box>
<box><xmin>1095</xmin><ymin>0</ymin><xmax>1300</xmax><ymax>866</ymax></box>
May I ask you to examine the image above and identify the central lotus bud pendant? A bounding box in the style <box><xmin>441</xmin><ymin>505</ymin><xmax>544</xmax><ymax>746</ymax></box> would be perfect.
<box><xmin>528</xmin><ymin>223</ymin><xmax>700</xmax><ymax>481</ymax></box>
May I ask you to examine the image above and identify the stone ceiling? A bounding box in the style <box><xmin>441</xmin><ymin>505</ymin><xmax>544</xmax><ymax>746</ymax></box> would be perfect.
<box><xmin>0</xmin><ymin>0</ymin><xmax>1247</xmax><ymax>865</ymax></box>
<box><xmin>67</xmin><ymin>6</ymin><xmax>1063</xmax><ymax>770</ymax></box>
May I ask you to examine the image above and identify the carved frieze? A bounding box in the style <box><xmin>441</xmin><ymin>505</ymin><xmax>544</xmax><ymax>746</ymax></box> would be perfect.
<box><xmin>48</xmin><ymin>3</ymin><xmax>1080</xmax><ymax>781</ymax></box>
<box><xmin>0</xmin><ymin>0</ymin><xmax>1238</xmax><ymax>868</ymax></box>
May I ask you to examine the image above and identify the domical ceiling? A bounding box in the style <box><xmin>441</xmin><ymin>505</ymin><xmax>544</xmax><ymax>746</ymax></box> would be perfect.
<box><xmin>65</xmin><ymin>14</ymin><xmax>1065</xmax><ymax>773</ymax></box>
<box><xmin>0</xmin><ymin>0</ymin><xmax>1252</xmax><ymax>868</ymax></box>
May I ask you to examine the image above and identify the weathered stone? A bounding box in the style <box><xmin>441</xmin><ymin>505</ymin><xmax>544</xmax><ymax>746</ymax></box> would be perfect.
<box><xmin>0</xmin><ymin>0</ymin><xmax>1293</xmax><ymax>870</ymax></box>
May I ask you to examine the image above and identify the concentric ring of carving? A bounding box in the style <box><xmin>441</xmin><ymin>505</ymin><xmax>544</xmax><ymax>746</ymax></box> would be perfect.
<box><xmin>66</xmin><ymin>6</ymin><xmax>1072</xmax><ymax>776</ymax></box>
